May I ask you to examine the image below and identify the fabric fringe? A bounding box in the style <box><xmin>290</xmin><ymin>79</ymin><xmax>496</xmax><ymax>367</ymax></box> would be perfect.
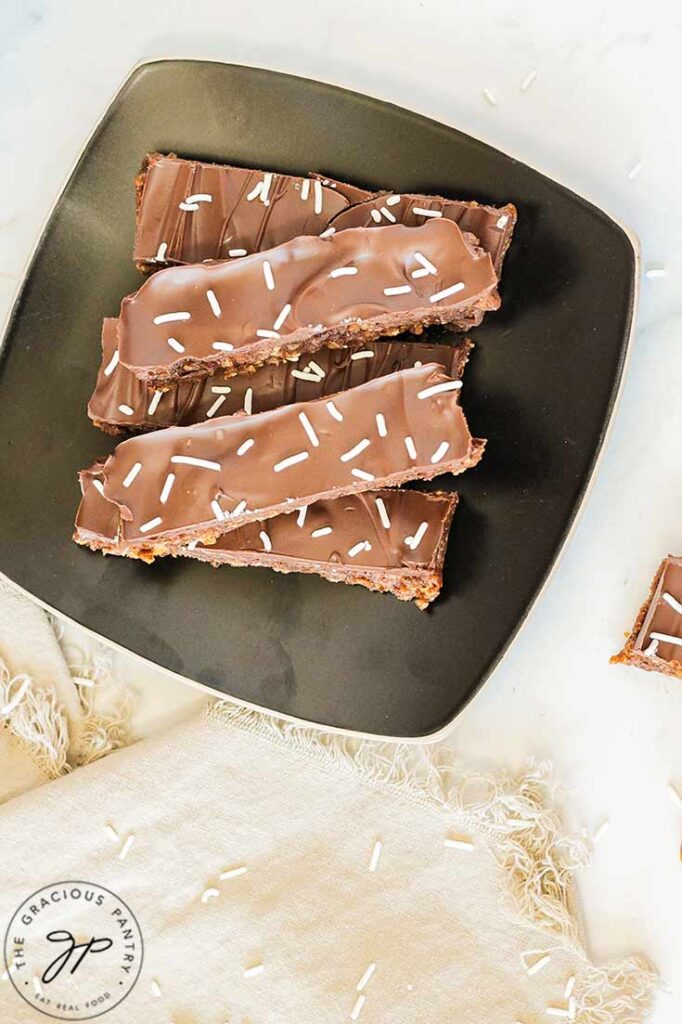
<box><xmin>207</xmin><ymin>701</ymin><xmax>658</xmax><ymax>1024</ymax></box>
<box><xmin>60</xmin><ymin>643</ymin><xmax>133</xmax><ymax>765</ymax></box>
<box><xmin>0</xmin><ymin>660</ymin><xmax>69</xmax><ymax>778</ymax></box>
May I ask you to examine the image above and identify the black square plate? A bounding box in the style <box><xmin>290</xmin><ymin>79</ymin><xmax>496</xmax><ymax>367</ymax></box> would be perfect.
<box><xmin>0</xmin><ymin>60</ymin><xmax>636</xmax><ymax>738</ymax></box>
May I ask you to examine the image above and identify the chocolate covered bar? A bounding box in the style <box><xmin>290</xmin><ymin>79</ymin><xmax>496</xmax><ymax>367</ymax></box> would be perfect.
<box><xmin>611</xmin><ymin>556</ymin><xmax>682</xmax><ymax>679</ymax></box>
<box><xmin>118</xmin><ymin>220</ymin><xmax>498</xmax><ymax>389</ymax></box>
<box><xmin>89</xmin><ymin>317</ymin><xmax>473</xmax><ymax>434</ymax></box>
<box><xmin>73</xmin><ymin>364</ymin><xmax>485</xmax><ymax>560</ymax></box>
<box><xmin>76</xmin><ymin>465</ymin><xmax>458</xmax><ymax>608</ymax></box>
<box><xmin>134</xmin><ymin>154</ymin><xmax>516</xmax><ymax>277</ymax></box>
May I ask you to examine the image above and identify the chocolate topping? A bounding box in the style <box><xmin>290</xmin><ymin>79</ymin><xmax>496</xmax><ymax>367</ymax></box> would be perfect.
<box><xmin>89</xmin><ymin>317</ymin><xmax>473</xmax><ymax>434</ymax></box>
<box><xmin>611</xmin><ymin>556</ymin><xmax>682</xmax><ymax>679</ymax></box>
<box><xmin>118</xmin><ymin>220</ymin><xmax>498</xmax><ymax>388</ymax></box>
<box><xmin>73</xmin><ymin>364</ymin><xmax>485</xmax><ymax>559</ymax></box>
<box><xmin>75</xmin><ymin>468</ymin><xmax>458</xmax><ymax>608</ymax></box>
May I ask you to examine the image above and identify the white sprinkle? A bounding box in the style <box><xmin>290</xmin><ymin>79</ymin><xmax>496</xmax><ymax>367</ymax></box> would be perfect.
<box><xmin>118</xmin><ymin>834</ymin><xmax>135</xmax><ymax>860</ymax></box>
<box><xmin>351</xmin><ymin>468</ymin><xmax>375</xmax><ymax>481</ymax></box>
<box><xmin>179</xmin><ymin>201</ymin><xmax>199</xmax><ymax>211</ymax></box>
<box><xmin>307</xmin><ymin>360</ymin><xmax>326</xmax><ymax>377</ymax></box>
<box><xmin>374</xmin><ymin>497</ymin><xmax>391</xmax><ymax>529</ymax></box>
<box><xmin>593</xmin><ymin>820</ymin><xmax>610</xmax><ymax>844</ymax></box>
<box><xmin>273</xmin><ymin>303</ymin><xmax>292</xmax><ymax>331</ymax></box>
<box><xmin>298</xmin><ymin>411</ymin><xmax>320</xmax><ymax>447</ymax></box>
<box><xmin>274</xmin><ymin>451</ymin><xmax>309</xmax><ymax>472</ymax></box>
<box><xmin>297</xmin><ymin>505</ymin><xmax>308</xmax><ymax>527</ymax></box>
<box><xmin>356</xmin><ymin>962</ymin><xmax>376</xmax><ymax>992</ymax></box>
<box><xmin>496</xmin><ymin>214</ymin><xmax>510</xmax><ymax>229</ymax></box>
<box><xmin>201</xmin><ymin>887</ymin><xmax>220</xmax><ymax>904</ymax></box>
<box><xmin>228</xmin><ymin>248</ymin><xmax>247</xmax><ymax>257</ymax></box>
<box><xmin>291</xmin><ymin>369</ymin><xmax>322</xmax><ymax>382</ymax></box>
<box><xmin>151</xmin><ymin>979</ymin><xmax>162</xmax><ymax>998</ymax></box>
<box><xmin>406</xmin><ymin>521</ymin><xmax>428</xmax><ymax>549</ymax></box>
<box><xmin>301</xmin><ymin>178</ymin><xmax>311</xmax><ymax>201</ymax></box>
<box><xmin>412</xmin><ymin>206</ymin><xmax>442</xmax><ymax>218</ymax></box>
<box><xmin>370</xmin><ymin>209</ymin><xmax>382</xmax><ymax>223</ymax></box>
<box><xmin>147</xmin><ymin>390</ymin><xmax>163</xmax><ymax>415</ymax></box>
<box><xmin>384</xmin><ymin>284</ymin><xmax>412</xmax><ymax>296</ymax></box>
<box><xmin>231</xmin><ymin>500</ymin><xmax>247</xmax><ymax>517</ymax></box>
<box><xmin>187</xmin><ymin>540</ymin><xmax>198</xmax><ymax>550</ymax></box>
<box><xmin>341</xmin><ymin>438</ymin><xmax>371</xmax><ymax>462</ymax></box>
<box><xmin>628</xmin><ymin>160</ymin><xmax>644</xmax><ymax>179</ymax></box>
<box><xmin>349</xmin><ymin>540</ymin><xmax>371</xmax><ymax>559</ymax></box>
<box><xmin>220</xmin><ymin>865</ymin><xmax>247</xmax><ymax>880</ymax></box>
<box><xmin>184</xmin><ymin>192</ymin><xmax>212</xmax><ymax>205</ymax></box>
<box><xmin>154</xmin><ymin>311</ymin><xmax>190</xmax><ymax>325</ymax></box>
<box><xmin>167</xmin><ymin>337</ymin><xmax>185</xmax><ymax>353</ymax></box>
<box><xmin>33</xmin><ymin>976</ymin><xmax>43</xmax><ymax>997</ymax></box>
<box><xmin>330</xmin><ymin>266</ymin><xmax>359</xmax><ymax>278</ymax></box>
<box><xmin>404</xmin><ymin>436</ymin><xmax>417</xmax><ymax>459</ymax></box>
<box><xmin>237</xmin><ymin>438</ymin><xmax>255</xmax><ymax>456</ymax></box>
<box><xmin>564</xmin><ymin>976</ymin><xmax>576</xmax><ymax>999</ymax></box>
<box><xmin>444</xmin><ymin>835</ymin><xmax>474</xmax><ymax>850</ymax></box>
<box><xmin>243</xmin><ymin>963</ymin><xmax>264</xmax><ymax>979</ymax></box>
<box><xmin>351</xmin><ymin>350</ymin><xmax>374</xmax><ymax>360</ymax></box>
<box><xmin>650</xmin><ymin>631</ymin><xmax>682</xmax><ymax>647</ymax></box>
<box><xmin>380</xmin><ymin>205</ymin><xmax>396</xmax><ymax>223</ymax></box>
<box><xmin>262</xmin><ymin>260</ymin><xmax>275</xmax><ymax>291</ymax></box>
<box><xmin>663</xmin><ymin>591</ymin><xmax>682</xmax><ymax>614</ymax></box>
<box><xmin>319</xmin><ymin>226</ymin><xmax>336</xmax><ymax>238</ymax></box>
<box><xmin>155</xmin><ymin>242</ymin><xmax>168</xmax><ymax>261</ymax></box>
<box><xmin>431</xmin><ymin>441</ymin><xmax>450</xmax><ymax>463</ymax></box>
<box><xmin>386</xmin><ymin>194</ymin><xmax>401</xmax><ymax>206</ymax></box>
<box><xmin>312</xmin><ymin>526</ymin><xmax>333</xmax><ymax>538</ymax></box>
<box><xmin>104</xmin><ymin>824</ymin><xmax>119</xmax><ymax>842</ymax></box>
<box><xmin>313</xmin><ymin>179</ymin><xmax>323</xmax><ymax>214</ymax></box>
<box><xmin>206</xmin><ymin>395</ymin><xmax>227</xmax><ymax>418</ymax></box>
<box><xmin>667</xmin><ymin>782</ymin><xmax>682</xmax><ymax>808</ymax></box>
<box><xmin>375</xmin><ymin>413</ymin><xmax>387</xmax><ymax>437</ymax></box>
<box><xmin>413</xmin><ymin>251</ymin><xmax>437</xmax><ymax>275</ymax></box>
<box><xmin>527</xmin><ymin>954</ymin><xmax>552</xmax><ymax>976</ymax></box>
<box><xmin>246</xmin><ymin>180</ymin><xmax>264</xmax><ymax>202</ymax></box>
<box><xmin>211</xmin><ymin>498</ymin><xmax>225</xmax><ymax>522</ymax></box>
<box><xmin>568</xmin><ymin>996</ymin><xmax>576</xmax><ymax>1020</ymax></box>
<box><xmin>139</xmin><ymin>516</ymin><xmax>162</xmax><ymax>534</ymax></box>
<box><xmin>244</xmin><ymin>387</ymin><xmax>253</xmax><ymax>415</ymax></box>
<box><xmin>368</xmin><ymin>839</ymin><xmax>382</xmax><ymax>871</ymax></box>
<box><xmin>645</xmin><ymin>267</ymin><xmax>666</xmax><ymax>279</ymax></box>
<box><xmin>211</xmin><ymin>386</ymin><xmax>232</xmax><ymax>394</ymax></box>
<box><xmin>643</xmin><ymin>638</ymin><xmax>659</xmax><ymax>656</ymax></box>
<box><xmin>418</xmin><ymin>380</ymin><xmax>463</xmax><ymax>399</ymax></box>
<box><xmin>326</xmin><ymin>401</ymin><xmax>344</xmax><ymax>422</ymax></box>
<box><xmin>414</xmin><ymin>361</ymin><xmax>422</xmax><ymax>367</ymax></box>
<box><xmin>122</xmin><ymin>462</ymin><xmax>142</xmax><ymax>488</ymax></box>
<box><xmin>350</xmin><ymin>993</ymin><xmax>366</xmax><ymax>1020</ymax></box>
<box><xmin>521</xmin><ymin>69</ymin><xmax>538</xmax><ymax>92</ymax></box>
<box><xmin>256</xmin><ymin>329</ymin><xmax>280</xmax><ymax>338</ymax></box>
<box><xmin>412</xmin><ymin>268</ymin><xmax>430</xmax><ymax>279</ymax></box>
<box><xmin>213</xmin><ymin>342</ymin><xmax>234</xmax><ymax>351</ymax></box>
<box><xmin>261</xmin><ymin>172</ymin><xmax>273</xmax><ymax>204</ymax></box>
<box><xmin>430</xmin><ymin>281</ymin><xmax>465</xmax><ymax>303</ymax></box>
<box><xmin>103</xmin><ymin>350</ymin><xmax>119</xmax><ymax>376</ymax></box>
<box><xmin>260</xmin><ymin>530</ymin><xmax>272</xmax><ymax>552</ymax></box>
<box><xmin>118</xmin><ymin>403</ymin><xmax>134</xmax><ymax>416</ymax></box>
<box><xmin>92</xmin><ymin>479</ymin><xmax>105</xmax><ymax>496</ymax></box>
<box><xmin>483</xmin><ymin>87</ymin><xmax>497</xmax><ymax>106</ymax></box>
<box><xmin>546</xmin><ymin>1007</ymin><xmax>571</xmax><ymax>1018</ymax></box>
<box><xmin>159</xmin><ymin>473</ymin><xmax>176</xmax><ymax>504</ymax></box>
<box><xmin>206</xmin><ymin>289</ymin><xmax>222</xmax><ymax>317</ymax></box>
<box><xmin>171</xmin><ymin>455</ymin><xmax>221</xmax><ymax>471</ymax></box>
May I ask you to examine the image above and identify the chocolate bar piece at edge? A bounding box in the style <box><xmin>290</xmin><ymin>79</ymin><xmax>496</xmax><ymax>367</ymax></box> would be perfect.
<box><xmin>76</xmin><ymin>467</ymin><xmax>458</xmax><ymax>609</ymax></box>
<box><xmin>89</xmin><ymin>317</ymin><xmax>473</xmax><ymax>435</ymax></box>
<box><xmin>134</xmin><ymin>154</ymin><xmax>516</xmax><ymax>276</ymax></box>
<box><xmin>73</xmin><ymin>364</ymin><xmax>485</xmax><ymax>561</ymax></box>
<box><xmin>118</xmin><ymin>220</ymin><xmax>498</xmax><ymax>389</ymax></box>
<box><xmin>611</xmin><ymin>556</ymin><xmax>682</xmax><ymax>679</ymax></box>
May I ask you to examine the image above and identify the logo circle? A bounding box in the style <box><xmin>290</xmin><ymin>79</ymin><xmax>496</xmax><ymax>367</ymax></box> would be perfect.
<box><xmin>3</xmin><ymin>881</ymin><xmax>143</xmax><ymax>1020</ymax></box>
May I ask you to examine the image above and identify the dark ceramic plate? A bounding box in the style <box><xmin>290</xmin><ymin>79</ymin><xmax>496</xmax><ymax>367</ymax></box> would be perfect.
<box><xmin>0</xmin><ymin>60</ymin><xmax>636</xmax><ymax>738</ymax></box>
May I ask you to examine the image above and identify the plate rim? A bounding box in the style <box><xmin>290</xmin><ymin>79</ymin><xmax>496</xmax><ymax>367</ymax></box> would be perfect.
<box><xmin>0</xmin><ymin>57</ymin><xmax>640</xmax><ymax>742</ymax></box>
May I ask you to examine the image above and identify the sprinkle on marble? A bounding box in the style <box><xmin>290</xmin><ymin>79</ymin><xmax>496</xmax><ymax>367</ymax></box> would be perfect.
<box><xmin>228</xmin><ymin>248</ymin><xmax>247</xmax><ymax>257</ymax></box>
<box><xmin>159</xmin><ymin>473</ymin><xmax>176</xmax><ymax>504</ymax></box>
<box><xmin>312</xmin><ymin>526</ymin><xmax>333</xmax><ymax>538</ymax></box>
<box><xmin>330</xmin><ymin>266</ymin><xmax>359</xmax><ymax>278</ymax></box>
<box><xmin>645</xmin><ymin>267</ymin><xmax>666</xmax><ymax>279</ymax></box>
<box><xmin>260</xmin><ymin>530</ymin><xmax>272</xmax><ymax>552</ymax></box>
<box><xmin>406</xmin><ymin>521</ymin><xmax>428</xmax><ymax>550</ymax></box>
<box><xmin>274</xmin><ymin>451</ymin><xmax>309</xmax><ymax>472</ymax></box>
<box><xmin>243</xmin><ymin>387</ymin><xmax>253</xmax><ymax>415</ymax></box>
<box><xmin>351</xmin><ymin>468</ymin><xmax>375</xmax><ymax>481</ymax></box>
<box><xmin>118</xmin><ymin>834</ymin><xmax>135</xmax><ymax>860</ymax></box>
<box><xmin>375</xmin><ymin>413</ymin><xmax>387</xmax><ymax>437</ymax></box>
<box><xmin>256</xmin><ymin>328</ymin><xmax>280</xmax><ymax>339</ymax></box>
<box><xmin>167</xmin><ymin>337</ymin><xmax>185</xmax><ymax>354</ymax></box>
<box><xmin>299</xmin><ymin>412</ymin><xmax>320</xmax><ymax>447</ymax></box>
<box><xmin>593</xmin><ymin>820</ymin><xmax>610</xmax><ymax>844</ymax></box>
<box><xmin>483</xmin><ymin>87</ymin><xmax>497</xmax><ymax>106</ymax></box>
<box><xmin>154</xmin><ymin>311</ymin><xmax>191</xmax><ymax>325</ymax></box>
<box><xmin>444</xmin><ymin>835</ymin><xmax>474</xmax><ymax>850</ymax></box>
<box><xmin>430</xmin><ymin>281</ymin><xmax>465</xmax><ymax>303</ymax></box>
<box><xmin>297</xmin><ymin>505</ymin><xmax>308</xmax><ymax>528</ymax></box>
<box><xmin>201</xmin><ymin>887</ymin><xmax>220</xmax><ymax>904</ymax></box>
<box><xmin>384</xmin><ymin>285</ymin><xmax>412</xmax><ymax>296</ymax></box>
<box><xmin>206</xmin><ymin>395</ymin><xmax>227</xmax><ymax>418</ymax></box>
<box><xmin>220</xmin><ymin>865</ymin><xmax>248</xmax><ymax>880</ymax></box>
<box><xmin>351</xmin><ymin>350</ymin><xmax>374</xmax><ymax>360</ymax></box>
<box><xmin>320</xmin><ymin>226</ymin><xmax>336</xmax><ymax>238</ymax></box>
<box><xmin>404</xmin><ymin>436</ymin><xmax>417</xmax><ymax>460</ymax></box>
<box><xmin>326</xmin><ymin>401</ymin><xmax>344</xmax><ymax>422</ymax></box>
<box><xmin>374</xmin><ymin>497</ymin><xmax>391</xmax><ymax>529</ymax></box>
<box><xmin>368</xmin><ymin>839</ymin><xmax>382</xmax><ymax>871</ymax></box>
<box><xmin>350</xmin><ymin>993</ymin><xmax>366</xmax><ymax>1020</ymax></box>
<box><xmin>118</xmin><ymin>403</ymin><xmax>134</xmax><ymax>416</ymax></box>
<box><xmin>104</xmin><ymin>824</ymin><xmax>119</xmax><ymax>842</ymax></box>
<box><xmin>122</xmin><ymin>462</ymin><xmax>142</xmax><ymax>488</ymax></box>
<box><xmin>262</xmin><ymin>260</ymin><xmax>275</xmax><ymax>291</ymax></box>
<box><xmin>273</xmin><ymin>303</ymin><xmax>292</xmax><ymax>331</ymax></box>
<box><xmin>412</xmin><ymin>206</ymin><xmax>442</xmax><ymax>218</ymax></box>
<box><xmin>155</xmin><ymin>241</ymin><xmax>168</xmax><ymax>261</ymax></box>
<box><xmin>628</xmin><ymin>161</ymin><xmax>644</xmax><ymax>180</ymax></box>
<box><xmin>207</xmin><ymin>289</ymin><xmax>222</xmax><ymax>317</ymax></box>
<box><xmin>150</xmin><ymin>978</ymin><xmax>162</xmax><ymax>998</ymax></box>
<box><xmin>431</xmin><ymin>441</ymin><xmax>450</xmax><ymax>464</ymax></box>
<box><xmin>370</xmin><ymin>209</ymin><xmax>382</xmax><ymax>223</ymax></box>
<box><xmin>243</xmin><ymin>963</ymin><xmax>264</xmax><ymax>979</ymax></box>
<box><xmin>521</xmin><ymin>69</ymin><xmax>538</xmax><ymax>92</ymax></box>
<box><xmin>418</xmin><ymin>380</ymin><xmax>463</xmax><ymax>400</ymax></box>
<box><xmin>171</xmin><ymin>455</ymin><xmax>221</xmax><ymax>471</ymax></box>
<box><xmin>213</xmin><ymin>341</ymin><xmax>234</xmax><ymax>351</ymax></box>
<box><xmin>103</xmin><ymin>349</ymin><xmax>119</xmax><ymax>376</ymax></box>
<box><xmin>341</xmin><ymin>439</ymin><xmax>371</xmax><ymax>462</ymax></box>
<box><xmin>356</xmin><ymin>962</ymin><xmax>377</xmax><ymax>991</ymax></box>
<box><xmin>313</xmin><ymin>180</ymin><xmax>323</xmax><ymax>214</ymax></box>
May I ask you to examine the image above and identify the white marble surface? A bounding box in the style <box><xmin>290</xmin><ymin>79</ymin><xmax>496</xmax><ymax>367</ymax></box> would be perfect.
<box><xmin>1</xmin><ymin>1</ymin><xmax>681</xmax><ymax>1020</ymax></box>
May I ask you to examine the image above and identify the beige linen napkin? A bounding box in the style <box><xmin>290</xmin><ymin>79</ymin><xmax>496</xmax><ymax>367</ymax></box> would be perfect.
<box><xmin>0</xmin><ymin>702</ymin><xmax>656</xmax><ymax>1024</ymax></box>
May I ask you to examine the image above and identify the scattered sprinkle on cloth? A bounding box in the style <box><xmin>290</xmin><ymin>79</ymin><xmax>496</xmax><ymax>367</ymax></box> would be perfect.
<box><xmin>0</xmin><ymin>701</ymin><xmax>657</xmax><ymax>1023</ymax></box>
